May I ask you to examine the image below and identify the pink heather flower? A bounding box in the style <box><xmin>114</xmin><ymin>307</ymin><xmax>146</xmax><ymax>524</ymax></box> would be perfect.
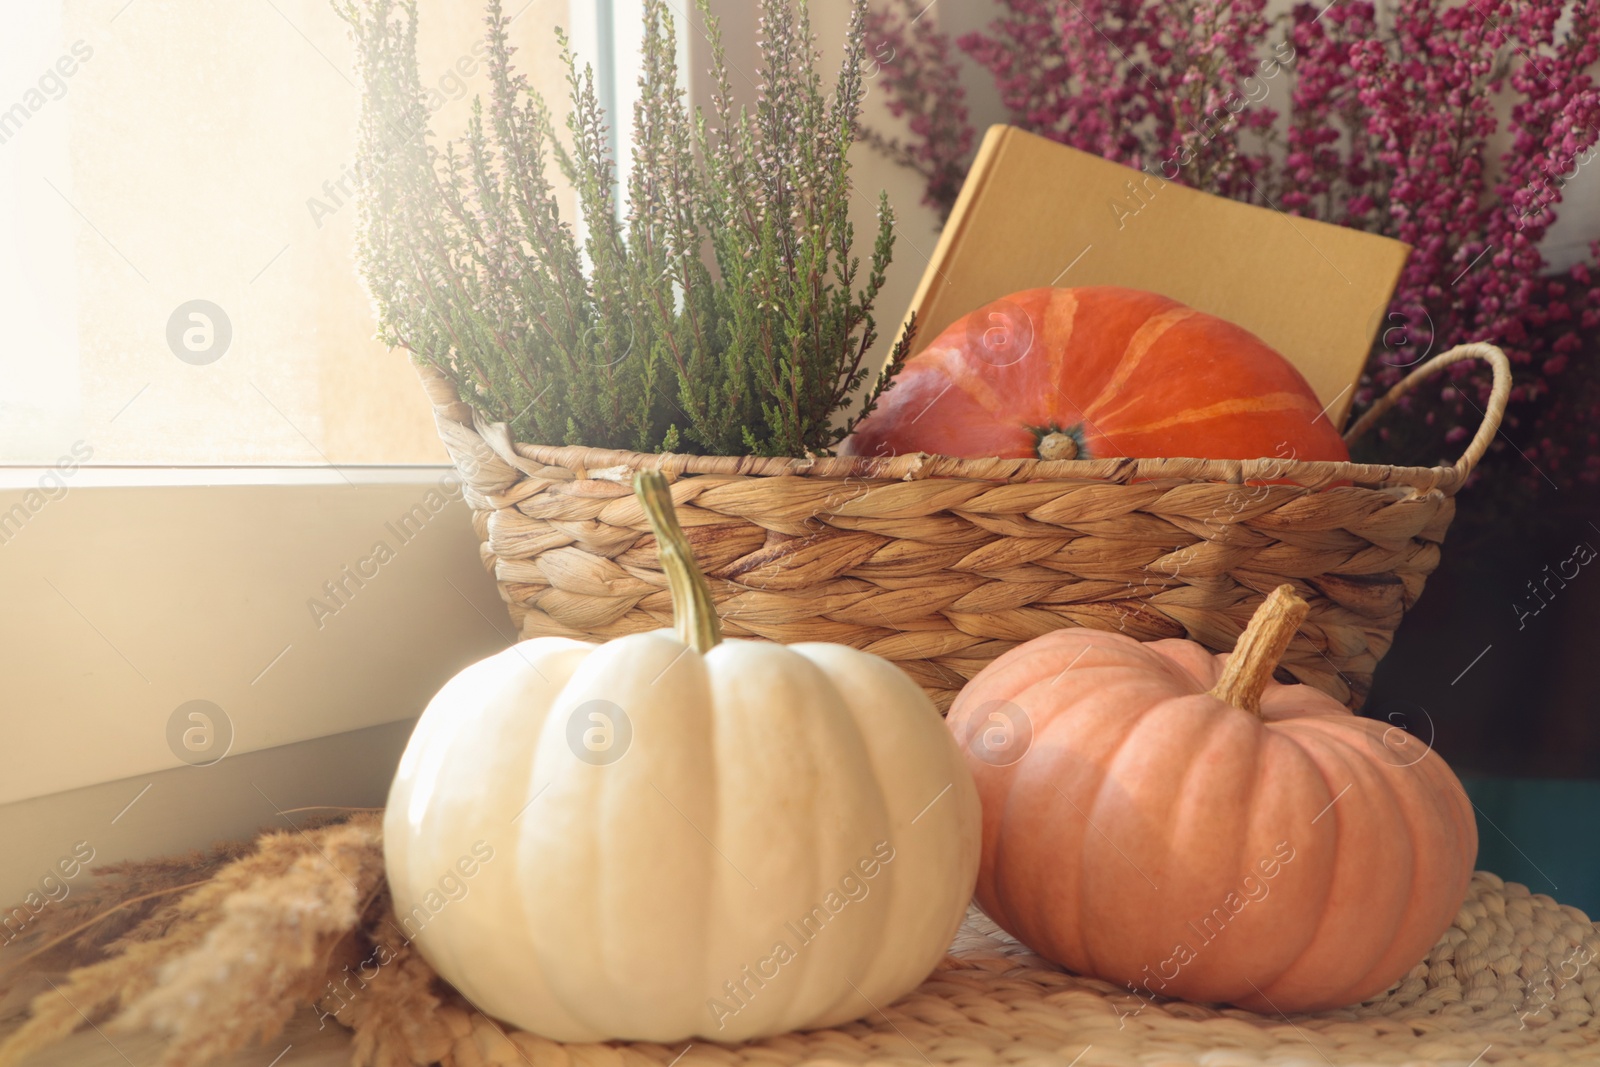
<box><xmin>862</xmin><ymin>0</ymin><xmax>974</xmax><ymax>220</ymax></box>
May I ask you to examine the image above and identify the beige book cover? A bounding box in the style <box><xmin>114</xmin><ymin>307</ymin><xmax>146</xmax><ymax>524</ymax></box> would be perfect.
<box><xmin>899</xmin><ymin>126</ymin><xmax>1412</xmax><ymax>431</ymax></box>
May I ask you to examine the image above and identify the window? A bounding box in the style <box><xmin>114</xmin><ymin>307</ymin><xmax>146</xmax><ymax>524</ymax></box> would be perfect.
<box><xmin>0</xmin><ymin>0</ymin><xmax>573</xmax><ymax>466</ymax></box>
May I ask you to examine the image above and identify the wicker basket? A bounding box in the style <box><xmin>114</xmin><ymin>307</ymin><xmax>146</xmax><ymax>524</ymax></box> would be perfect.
<box><xmin>421</xmin><ymin>343</ymin><xmax>1511</xmax><ymax>712</ymax></box>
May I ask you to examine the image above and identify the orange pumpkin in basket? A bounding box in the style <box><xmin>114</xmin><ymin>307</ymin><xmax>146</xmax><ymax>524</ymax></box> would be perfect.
<box><xmin>945</xmin><ymin>585</ymin><xmax>1476</xmax><ymax>1013</ymax></box>
<box><xmin>843</xmin><ymin>286</ymin><xmax>1350</xmax><ymax>464</ymax></box>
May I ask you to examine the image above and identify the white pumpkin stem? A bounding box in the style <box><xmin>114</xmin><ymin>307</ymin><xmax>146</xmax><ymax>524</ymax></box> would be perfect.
<box><xmin>1208</xmin><ymin>584</ymin><xmax>1309</xmax><ymax>717</ymax></box>
<box><xmin>634</xmin><ymin>470</ymin><xmax>722</xmax><ymax>653</ymax></box>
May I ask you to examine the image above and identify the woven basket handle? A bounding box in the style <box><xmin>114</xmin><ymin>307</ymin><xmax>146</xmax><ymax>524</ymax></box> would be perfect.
<box><xmin>1342</xmin><ymin>342</ymin><xmax>1512</xmax><ymax>483</ymax></box>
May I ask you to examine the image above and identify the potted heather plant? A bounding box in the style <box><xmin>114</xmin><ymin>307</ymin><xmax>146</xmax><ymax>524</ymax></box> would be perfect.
<box><xmin>339</xmin><ymin>0</ymin><xmax>911</xmax><ymax>459</ymax></box>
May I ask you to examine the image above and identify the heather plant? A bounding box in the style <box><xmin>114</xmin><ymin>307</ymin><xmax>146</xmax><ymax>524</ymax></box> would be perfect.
<box><xmin>339</xmin><ymin>0</ymin><xmax>911</xmax><ymax>458</ymax></box>
<box><xmin>861</xmin><ymin>1</ymin><xmax>974</xmax><ymax>221</ymax></box>
<box><xmin>956</xmin><ymin>0</ymin><xmax>1283</xmax><ymax>200</ymax></box>
<box><xmin>868</xmin><ymin>0</ymin><xmax>1600</xmax><ymax>494</ymax></box>
<box><xmin>1310</xmin><ymin>0</ymin><xmax>1600</xmax><ymax>486</ymax></box>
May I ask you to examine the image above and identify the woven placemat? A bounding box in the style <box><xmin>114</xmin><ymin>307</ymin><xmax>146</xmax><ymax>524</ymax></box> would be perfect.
<box><xmin>437</xmin><ymin>872</ymin><xmax>1596</xmax><ymax>1067</ymax></box>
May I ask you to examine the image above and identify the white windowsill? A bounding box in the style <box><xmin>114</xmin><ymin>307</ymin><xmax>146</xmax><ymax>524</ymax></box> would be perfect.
<box><xmin>0</xmin><ymin>464</ymin><xmax>460</xmax><ymax>488</ymax></box>
<box><xmin>0</xmin><ymin>466</ymin><xmax>510</xmax><ymax>808</ymax></box>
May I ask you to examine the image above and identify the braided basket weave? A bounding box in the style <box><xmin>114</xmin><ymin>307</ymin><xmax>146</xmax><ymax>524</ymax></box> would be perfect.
<box><xmin>421</xmin><ymin>343</ymin><xmax>1510</xmax><ymax>712</ymax></box>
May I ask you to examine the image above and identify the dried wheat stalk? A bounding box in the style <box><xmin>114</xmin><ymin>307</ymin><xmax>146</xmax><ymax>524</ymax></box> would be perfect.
<box><xmin>0</xmin><ymin>811</ymin><xmax>447</xmax><ymax>1067</ymax></box>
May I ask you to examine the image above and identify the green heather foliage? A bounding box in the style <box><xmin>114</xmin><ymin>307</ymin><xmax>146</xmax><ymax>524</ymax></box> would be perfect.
<box><xmin>338</xmin><ymin>0</ymin><xmax>913</xmax><ymax>457</ymax></box>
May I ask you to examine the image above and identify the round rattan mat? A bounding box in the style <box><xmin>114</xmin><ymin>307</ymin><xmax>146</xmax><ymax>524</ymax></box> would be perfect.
<box><xmin>440</xmin><ymin>872</ymin><xmax>1597</xmax><ymax>1067</ymax></box>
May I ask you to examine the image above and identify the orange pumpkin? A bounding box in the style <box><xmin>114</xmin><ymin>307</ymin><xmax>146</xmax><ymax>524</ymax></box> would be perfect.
<box><xmin>844</xmin><ymin>286</ymin><xmax>1350</xmax><ymax>464</ymax></box>
<box><xmin>945</xmin><ymin>586</ymin><xmax>1476</xmax><ymax>1012</ymax></box>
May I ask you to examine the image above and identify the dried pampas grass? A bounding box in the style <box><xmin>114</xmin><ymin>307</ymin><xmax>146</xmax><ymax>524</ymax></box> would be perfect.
<box><xmin>113</xmin><ymin>816</ymin><xmax>386</xmax><ymax>1064</ymax></box>
<box><xmin>0</xmin><ymin>835</ymin><xmax>257</xmax><ymax>996</ymax></box>
<box><xmin>0</xmin><ymin>810</ymin><xmax>463</xmax><ymax>1067</ymax></box>
<box><xmin>0</xmin><ymin>810</ymin><xmax>364</xmax><ymax>1001</ymax></box>
<box><xmin>324</xmin><ymin>887</ymin><xmax>458</xmax><ymax>1067</ymax></box>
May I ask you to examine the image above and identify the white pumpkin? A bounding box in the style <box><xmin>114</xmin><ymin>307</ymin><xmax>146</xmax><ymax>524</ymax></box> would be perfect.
<box><xmin>384</xmin><ymin>471</ymin><xmax>982</xmax><ymax>1043</ymax></box>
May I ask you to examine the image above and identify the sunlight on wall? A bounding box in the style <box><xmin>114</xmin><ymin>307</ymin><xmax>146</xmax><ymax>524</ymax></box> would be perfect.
<box><xmin>0</xmin><ymin>4</ymin><xmax>84</xmax><ymax>462</ymax></box>
<box><xmin>0</xmin><ymin>0</ymin><xmax>570</xmax><ymax>465</ymax></box>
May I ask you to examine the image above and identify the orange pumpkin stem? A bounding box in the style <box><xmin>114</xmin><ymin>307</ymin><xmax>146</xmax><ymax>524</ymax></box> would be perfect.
<box><xmin>1037</xmin><ymin>432</ymin><xmax>1079</xmax><ymax>461</ymax></box>
<box><xmin>1208</xmin><ymin>584</ymin><xmax>1309</xmax><ymax>716</ymax></box>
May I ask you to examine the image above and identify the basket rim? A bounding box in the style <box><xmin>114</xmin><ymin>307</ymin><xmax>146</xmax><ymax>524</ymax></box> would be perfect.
<box><xmin>419</xmin><ymin>342</ymin><xmax>1512</xmax><ymax>497</ymax></box>
<box><xmin>503</xmin><ymin>440</ymin><xmax>1441</xmax><ymax>491</ymax></box>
